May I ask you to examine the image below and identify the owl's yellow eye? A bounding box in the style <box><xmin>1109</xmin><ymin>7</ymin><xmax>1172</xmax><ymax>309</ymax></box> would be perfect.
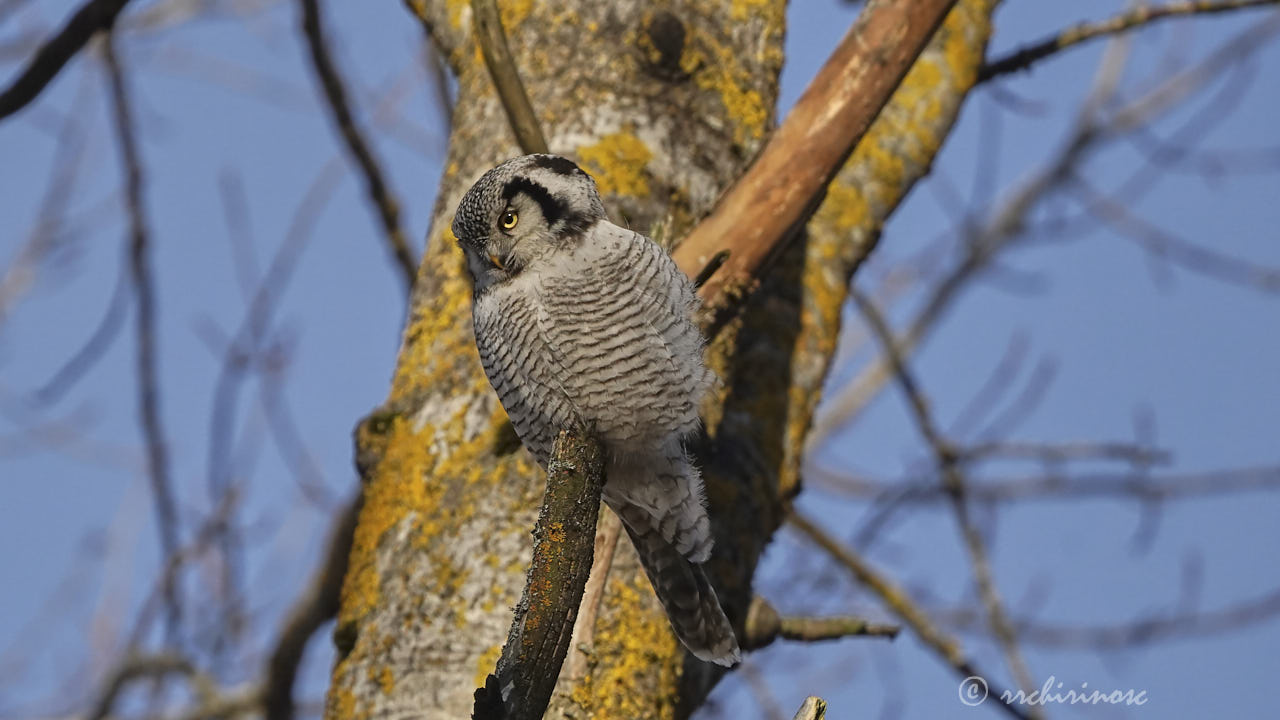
<box><xmin>500</xmin><ymin>210</ymin><xmax>518</xmax><ymax>230</ymax></box>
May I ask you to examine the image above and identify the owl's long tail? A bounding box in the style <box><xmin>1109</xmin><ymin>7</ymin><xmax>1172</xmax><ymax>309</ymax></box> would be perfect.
<box><xmin>604</xmin><ymin>443</ymin><xmax>740</xmax><ymax>665</ymax></box>
<box><xmin>617</xmin><ymin>513</ymin><xmax>742</xmax><ymax>667</ymax></box>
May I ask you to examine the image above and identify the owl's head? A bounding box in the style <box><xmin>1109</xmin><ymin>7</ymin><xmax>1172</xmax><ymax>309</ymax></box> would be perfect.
<box><xmin>452</xmin><ymin>154</ymin><xmax>606</xmax><ymax>291</ymax></box>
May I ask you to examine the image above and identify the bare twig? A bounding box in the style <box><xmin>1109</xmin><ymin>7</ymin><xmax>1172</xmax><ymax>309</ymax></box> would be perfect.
<box><xmin>671</xmin><ymin>0</ymin><xmax>959</xmax><ymax>326</ymax></box>
<box><xmin>743</xmin><ymin>595</ymin><xmax>899</xmax><ymax>650</ymax></box>
<box><xmin>849</xmin><ymin>288</ymin><xmax>1038</xmax><ymax>707</ymax></box>
<box><xmin>104</xmin><ymin>28</ymin><xmax>181</xmax><ymax>641</ymax></box>
<box><xmin>739</xmin><ymin>661</ymin><xmax>787</xmax><ymax>720</ymax></box>
<box><xmin>0</xmin><ymin>0</ymin><xmax>134</xmax><ymax>119</ymax></box>
<box><xmin>979</xmin><ymin>0</ymin><xmax>1280</xmax><ymax>82</ymax></box>
<box><xmin>958</xmin><ymin>440</ymin><xmax>1171</xmax><ymax>466</ymax></box>
<box><xmin>821</xmin><ymin>465</ymin><xmax>1280</xmax><ymax>504</ymax></box>
<box><xmin>297</xmin><ymin>0</ymin><xmax>417</xmax><ymax>290</ymax></box>
<box><xmin>0</xmin><ymin>79</ymin><xmax>89</xmax><ymax>329</ymax></box>
<box><xmin>202</xmin><ymin>159</ymin><xmax>345</xmax><ymax>666</ymax></box>
<box><xmin>33</xmin><ymin>268</ymin><xmax>131</xmax><ymax>404</ymax></box>
<box><xmin>86</xmin><ymin>653</ymin><xmax>212</xmax><ymax>720</ymax></box>
<box><xmin>472</xmin><ymin>429</ymin><xmax>605</xmax><ymax>720</ymax></box>
<box><xmin>1068</xmin><ymin>174</ymin><xmax>1280</xmax><ymax>292</ymax></box>
<box><xmin>937</xmin><ymin>583</ymin><xmax>1280</xmax><ymax>648</ymax></box>
<box><xmin>788</xmin><ymin>511</ymin><xmax>1031</xmax><ymax>720</ymax></box>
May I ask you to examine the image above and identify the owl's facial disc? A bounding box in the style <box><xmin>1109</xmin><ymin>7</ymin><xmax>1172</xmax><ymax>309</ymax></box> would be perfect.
<box><xmin>453</xmin><ymin>154</ymin><xmax>608</xmax><ymax>292</ymax></box>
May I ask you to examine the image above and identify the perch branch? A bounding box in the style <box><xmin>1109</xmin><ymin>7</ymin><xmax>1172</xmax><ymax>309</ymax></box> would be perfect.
<box><xmin>671</xmin><ymin>0</ymin><xmax>959</xmax><ymax>325</ymax></box>
<box><xmin>0</xmin><ymin>0</ymin><xmax>133</xmax><ymax>119</ymax></box>
<box><xmin>980</xmin><ymin>0</ymin><xmax>1280</xmax><ymax>82</ymax></box>
<box><xmin>297</xmin><ymin>0</ymin><xmax>417</xmax><ymax>290</ymax></box>
<box><xmin>472</xmin><ymin>428</ymin><xmax>605</xmax><ymax>720</ymax></box>
<box><xmin>470</xmin><ymin>0</ymin><xmax>549</xmax><ymax>154</ymax></box>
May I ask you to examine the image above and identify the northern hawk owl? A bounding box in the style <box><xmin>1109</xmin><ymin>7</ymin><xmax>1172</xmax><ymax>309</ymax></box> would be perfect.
<box><xmin>452</xmin><ymin>153</ymin><xmax>740</xmax><ymax>666</ymax></box>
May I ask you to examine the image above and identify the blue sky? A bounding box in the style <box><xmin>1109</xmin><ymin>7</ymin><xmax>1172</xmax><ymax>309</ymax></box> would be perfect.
<box><xmin>2</xmin><ymin>1</ymin><xmax>1278</xmax><ymax>718</ymax></box>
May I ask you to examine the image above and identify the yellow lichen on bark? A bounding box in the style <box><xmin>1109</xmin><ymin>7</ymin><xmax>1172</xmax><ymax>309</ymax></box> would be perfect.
<box><xmin>683</xmin><ymin>28</ymin><xmax>772</xmax><ymax>144</ymax></box>
<box><xmin>339</xmin><ymin>415</ymin><xmax>445</xmax><ymax>626</ymax></box>
<box><xmin>563</xmin><ymin>573</ymin><xmax>682</xmax><ymax>719</ymax></box>
<box><xmin>577</xmin><ymin>132</ymin><xmax>654</xmax><ymax>197</ymax></box>
<box><xmin>474</xmin><ymin>644</ymin><xmax>503</xmax><ymax>688</ymax></box>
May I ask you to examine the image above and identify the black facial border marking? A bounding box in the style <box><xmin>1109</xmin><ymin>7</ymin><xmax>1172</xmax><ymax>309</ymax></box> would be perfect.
<box><xmin>530</xmin><ymin>154</ymin><xmax>586</xmax><ymax>177</ymax></box>
<box><xmin>499</xmin><ymin>177</ymin><xmax>595</xmax><ymax>241</ymax></box>
<box><xmin>502</xmin><ymin>177</ymin><xmax>565</xmax><ymax>225</ymax></box>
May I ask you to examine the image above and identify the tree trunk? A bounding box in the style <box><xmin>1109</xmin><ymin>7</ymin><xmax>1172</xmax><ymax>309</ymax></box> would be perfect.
<box><xmin>326</xmin><ymin>1</ymin><xmax>997</xmax><ymax>717</ymax></box>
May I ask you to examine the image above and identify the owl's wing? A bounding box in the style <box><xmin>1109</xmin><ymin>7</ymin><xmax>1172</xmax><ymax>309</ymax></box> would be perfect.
<box><xmin>473</xmin><ymin>287</ymin><xmax>580</xmax><ymax>466</ymax></box>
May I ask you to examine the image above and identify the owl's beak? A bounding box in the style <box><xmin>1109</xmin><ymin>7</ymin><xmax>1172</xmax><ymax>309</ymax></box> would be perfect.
<box><xmin>486</xmin><ymin>235</ymin><xmax>524</xmax><ymax>273</ymax></box>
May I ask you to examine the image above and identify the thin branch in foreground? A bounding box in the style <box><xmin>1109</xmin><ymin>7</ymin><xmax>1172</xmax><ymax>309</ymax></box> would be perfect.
<box><xmin>469</xmin><ymin>0</ymin><xmax>548</xmax><ymax>155</ymax></box>
<box><xmin>849</xmin><ymin>288</ymin><xmax>1038</xmax><ymax>710</ymax></box>
<box><xmin>297</xmin><ymin>0</ymin><xmax>417</xmax><ymax>290</ymax></box>
<box><xmin>979</xmin><ymin>0</ymin><xmax>1280</xmax><ymax>82</ymax></box>
<box><xmin>472</xmin><ymin>429</ymin><xmax>605</xmax><ymax>720</ymax></box>
<box><xmin>0</xmin><ymin>0</ymin><xmax>133</xmax><ymax>119</ymax></box>
<box><xmin>33</xmin><ymin>265</ymin><xmax>130</xmax><ymax>404</ymax></box>
<box><xmin>1068</xmin><ymin>174</ymin><xmax>1280</xmax><ymax>293</ymax></box>
<box><xmin>816</xmin><ymin>464</ymin><xmax>1280</xmax><ymax>505</ymax></box>
<box><xmin>787</xmin><ymin>511</ymin><xmax>1032</xmax><ymax>720</ymax></box>
<box><xmin>937</xmin><ymin>583</ymin><xmax>1280</xmax><ymax>649</ymax></box>
<box><xmin>86</xmin><ymin>653</ymin><xmax>213</xmax><ymax>720</ymax></box>
<box><xmin>0</xmin><ymin>78</ymin><xmax>90</xmax><ymax>329</ymax></box>
<box><xmin>104</xmin><ymin>28</ymin><xmax>181</xmax><ymax>640</ymax></box>
<box><xmin>742</xmin><ymin>595</ymin><xmax>899</xmax><ymax>650</ymax></box>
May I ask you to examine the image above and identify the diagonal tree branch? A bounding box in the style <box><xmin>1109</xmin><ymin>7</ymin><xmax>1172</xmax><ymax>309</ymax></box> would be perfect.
<box><xmin>0</xmin><ymin>0</ymin><xmax>133</xmax><ymax>119</ymax></box>
<box><xmin>979</xmin><ymin>0</ymin><xmax>1280</xmax><ymax>82</ymax></box>
<box><xmin>672</xmin><ymin>0</ymin><xmax>960</xmax><ymax>326</ymax></box>
<box><xmin>297</xmin><ymin>0</ymin><xmax>417</xmax><ymax>290</ymax></box>
<box><xmin>472</xmin><ymin>428</ymin><xmax>605</xmax><ymax>720</ymax></box>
